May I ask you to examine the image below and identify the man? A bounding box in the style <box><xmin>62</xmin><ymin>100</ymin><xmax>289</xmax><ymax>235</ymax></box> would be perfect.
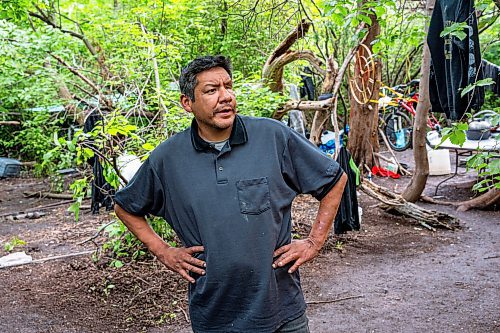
<box><xmin>114</xmin><ymin>55</ymin><xmax>347</xmax><ymax>333</ymax></box>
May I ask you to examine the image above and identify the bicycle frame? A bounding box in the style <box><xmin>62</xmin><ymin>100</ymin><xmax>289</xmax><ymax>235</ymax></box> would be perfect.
<box><xmin>380</xmin><ymin>84</ymin><xmax>442</xmax><ymax>131</ymax></box>
<box><xmin>396</xmin><ymin>95</ymin><xmax>441</xmax><ymax>130</ymax></box>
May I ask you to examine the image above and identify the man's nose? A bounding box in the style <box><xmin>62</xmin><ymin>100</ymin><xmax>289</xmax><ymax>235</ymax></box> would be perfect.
<box><xmin>219</xmin><ymin>87</ymin><xmax>233</xmax><ymax>102</ymax></box>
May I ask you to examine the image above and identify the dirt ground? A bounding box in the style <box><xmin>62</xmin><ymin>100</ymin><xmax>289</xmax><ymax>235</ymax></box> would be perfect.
<box><xmin>0</xmin><ymin>152</ymin><xmax>499</xmax><ymax>333</ymax></box>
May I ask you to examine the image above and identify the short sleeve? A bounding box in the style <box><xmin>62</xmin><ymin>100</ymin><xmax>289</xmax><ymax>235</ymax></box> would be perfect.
<box><xmin>114</xmin><ymin>158</ymin><xmax>166</xmax><ymax>217</ymax></box>
<box><xmin>281</xmin><ymin>129</ymin><xmax>344</xmax><ymax>200</ymax></box>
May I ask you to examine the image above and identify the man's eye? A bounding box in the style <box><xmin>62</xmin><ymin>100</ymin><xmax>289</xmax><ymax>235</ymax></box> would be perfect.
<box><xmin>207</xmin><ymin>89</ymin><xmax>216</xmax><ymax>94</ymax></box>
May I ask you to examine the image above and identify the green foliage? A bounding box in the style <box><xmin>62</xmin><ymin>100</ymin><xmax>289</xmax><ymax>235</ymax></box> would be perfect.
<box><xmin>235</xmin><ymin>81</ymin><xmax>288</xmax><ymax>118</ymax></box>
<box><xmin>3</xmin><ymin>236</ymin><xmax>26</xmax><ymax>252</ymax></box>
<box><xmin>68</xmin><ymin>177</ymin><xmax>89</xmax><ymax>222</ymax></box>
<box><xmin>439</xmin><ymin>113</ymin><xmax>499</xmax><ymax>193</ymax></box>
<box><xmin>439</xmin><ymin>122</ymin><xmax>469</xmax><ymax>147</ymax></box>
<box><xmin>102</xmin><ymin>216</ymin><xmax>177</xmax><ymax>266</ymax></box>
<box><xmin>461</xmin><ymin>78</ymin><xmax>495</xmax><ymax>97</ymax></box>
<box><xmin>2</xmin><ymin>0</ymin><xmax>497</xmax><ymax>261</ymax></box>
<box><xmin>440</xmin><ymin>22</ymin><xmax>470</xmax><ymax>41</ymax></box>
<box><xmin>483</xmin><ymin>91</ymin><xmax>500</xmax><ymax>113</ymax></box>
<box><xmin>467</xmin><ymin>152</ymin><xmax>500</xmax><ymax>192</ymax></box>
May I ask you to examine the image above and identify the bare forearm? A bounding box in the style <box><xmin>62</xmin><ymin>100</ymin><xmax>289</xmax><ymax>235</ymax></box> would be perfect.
<box><xmin>272</xmin><ymin>173</ymin><xmax>348</xmax><ymax>273</ymax></box>
<box><xmin>114</xmin><ymin>204</ymin><xmax>205</xmax><ymax>283</ymax></box>
<box><xmin>114</xmin><ymin>204</ymin><xmax>168</xmax><ymax>255</ymax></box>
<box><xmin>308</xmin><ymin>173</ymin><xmax>347</xmax><ymax>248</ymax></box>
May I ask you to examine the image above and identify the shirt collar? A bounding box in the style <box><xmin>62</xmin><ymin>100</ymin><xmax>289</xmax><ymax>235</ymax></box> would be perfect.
<box><xmin>191</xmin><ymin>114</ymin><xmax>248</xmax><ymax>152</ymax></box>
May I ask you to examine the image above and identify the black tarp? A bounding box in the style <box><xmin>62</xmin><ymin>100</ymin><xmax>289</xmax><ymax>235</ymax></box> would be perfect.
<box><xmin>427</xmin><ymin>0</ymin><xmax>484</xmax><ymax>120</ymax></box>
<box><xmin>334</xmin><ymin>147</ymin><xmax>360</xmax><ymax>235</ymax></box>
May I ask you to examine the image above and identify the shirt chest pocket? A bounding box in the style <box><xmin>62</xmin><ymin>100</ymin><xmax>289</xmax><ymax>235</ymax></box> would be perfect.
<box><xmin>236</xmin><ymin>177</ymin><xmax>271</xmax><ymax>215</ymax></box>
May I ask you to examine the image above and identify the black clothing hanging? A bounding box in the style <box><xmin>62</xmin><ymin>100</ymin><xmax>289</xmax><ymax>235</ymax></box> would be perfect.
<box><xmin>334</xmin><ymin>147</ymin><xmax>360</xmax><ymax>235</ymax></box>
<box><xmin>83</xmin><ymin>111</ymin><xmax>115</xmax><ymax>214</ymax></box>
<box><xmin>427</xmin><ymin>0</ymin><xmax>484</xmax><ymax>120</ymax></box>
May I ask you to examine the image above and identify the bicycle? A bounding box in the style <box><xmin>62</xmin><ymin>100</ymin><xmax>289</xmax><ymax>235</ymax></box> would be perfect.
<box><xmin>379</xmin><ymin>80</ymin><xmax>443</xmax><ymax>152</ymax></box>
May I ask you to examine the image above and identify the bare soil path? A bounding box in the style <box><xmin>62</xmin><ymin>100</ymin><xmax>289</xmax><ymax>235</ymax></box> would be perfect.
<box><xmin>0</xmin><ymin>161</ymin><xmax>498</xmax><ymax>333</ymax></box>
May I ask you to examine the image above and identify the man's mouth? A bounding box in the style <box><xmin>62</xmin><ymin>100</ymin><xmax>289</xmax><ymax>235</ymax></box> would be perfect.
<box><xmin>214</xmin><ymin>108</ymin><xmax>234</xmax><ymax>115</ymax></box>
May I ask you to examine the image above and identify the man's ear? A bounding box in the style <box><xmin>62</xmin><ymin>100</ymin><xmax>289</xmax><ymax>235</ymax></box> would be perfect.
<box><xmin>180</xmin><ymin>94</ymin><xmax>193</xmax><ymax>113</ymax></box>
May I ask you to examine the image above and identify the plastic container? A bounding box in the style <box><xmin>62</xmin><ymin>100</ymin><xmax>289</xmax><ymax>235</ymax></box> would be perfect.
<box><xmin>427</xmin><ymin>147</ymin><xmax>451</xmax><ymax>175</ymax></box>
<box><xmin>0</xmin><ymin>158</ymin><xmax>21</xmax><ymax>178</ymax></box>
<box><xmin>386</xmin><ymin>157</ymin><xmax>398</xmax><ymax>173</ymax></box>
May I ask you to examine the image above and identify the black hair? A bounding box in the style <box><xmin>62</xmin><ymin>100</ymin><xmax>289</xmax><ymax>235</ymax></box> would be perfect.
<box><xmin>179</xmin><ymin>55</ymin><xmax>232</xmax><ymax>102</ymax></box>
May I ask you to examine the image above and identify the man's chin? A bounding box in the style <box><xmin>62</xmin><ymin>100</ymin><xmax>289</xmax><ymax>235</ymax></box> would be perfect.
<box><xmin>212</xmin><ymin>113</ymin><xmax>235</xmax><ymax>130</ymax></box>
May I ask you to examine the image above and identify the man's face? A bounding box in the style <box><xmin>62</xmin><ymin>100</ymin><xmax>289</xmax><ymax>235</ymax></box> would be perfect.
<box><xmin>181</xmin><ymin>67</ymin><xmax>237</xmax><ymax>139</ymax></box>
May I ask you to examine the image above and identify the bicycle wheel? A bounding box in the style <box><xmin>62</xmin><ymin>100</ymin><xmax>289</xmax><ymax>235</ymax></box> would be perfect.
<box><xmin>384</xmin><ymin>111</ymin><xmax>413</xmax><ymax>151</ymax></box>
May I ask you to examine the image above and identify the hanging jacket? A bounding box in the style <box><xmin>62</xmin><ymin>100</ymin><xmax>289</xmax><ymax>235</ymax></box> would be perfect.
<box><xmin>427</xmin><ymin>0</ymin><xmax>484</xmax><ymax>120</ymax></box>
<box><xmin>334</xmin><ymin>147</ymin><xmax>360</xmax><ymax>234</ymax></box>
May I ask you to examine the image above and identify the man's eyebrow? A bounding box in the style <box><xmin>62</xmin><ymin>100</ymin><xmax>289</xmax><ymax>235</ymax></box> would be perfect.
<box><xmin>202</xmin><ymin>79</ymin><xmax>233</xmax><ymax>87</ymax></box>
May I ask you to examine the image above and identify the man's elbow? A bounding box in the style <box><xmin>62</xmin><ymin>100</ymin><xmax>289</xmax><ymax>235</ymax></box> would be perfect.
<box><xmin>114</xmin><ymin>203</ymin><xmax>133</xmax><ymax>221</ymax></box>
<box><xmin>336</xmin><ymin>172</ymin><xmax>348</xmax><ymax>190</ymax></box>
<box><xmin>114</xmin><ymin>203</ymin><xmax>123</xmax><ymax>216</ymax></box>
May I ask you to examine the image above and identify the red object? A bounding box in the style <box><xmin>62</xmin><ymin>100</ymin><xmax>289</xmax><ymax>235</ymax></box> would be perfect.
<box><xmin>371</xmin><ymin>166</ymin><xmax>400</xmax><ymax>179</ymax></box>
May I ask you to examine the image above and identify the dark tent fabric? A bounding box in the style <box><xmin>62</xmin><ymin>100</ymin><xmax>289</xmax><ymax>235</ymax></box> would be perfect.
<box><xmin>482</xmin><ymin>59</ymin><xmax>500</xmax><ymax>96</ymax></box>
<box><xmin>333</xmin><ymin>147</ymin><xmax>360</xmax><ymax>235</ymax></box>
<box><xmin>427</xmin><ymin>0</ymin><xmax>484</xmax><ymax>120</ymax></box>
<box><xmin>83</xmin><ymin>111</ymin><xmax>115</xmax><ymax>214</ymax></box>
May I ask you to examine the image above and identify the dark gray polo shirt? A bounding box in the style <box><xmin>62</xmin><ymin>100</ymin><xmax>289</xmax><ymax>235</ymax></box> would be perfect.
<box><xmin>115</xmin><ymin>115</ymin><xmax>343</xmax><ymax>333</ymax></box>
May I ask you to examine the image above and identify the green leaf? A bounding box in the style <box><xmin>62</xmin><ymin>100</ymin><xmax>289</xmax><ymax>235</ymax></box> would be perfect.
<box><xmin>357</xmin><ymin>14</ymin><xmax>372</xmax><ymax>25</ymax></box>
<box><xmin>440</xmin><ymin>22</ymin><xmax>469</xmax><ymax>41</ymax></box>
<box><xmin>449</xmin><ymin>130</ymin><xmax>466</xmax><ymax>146</ymax></box>
<box><xmin>456</xmin><ymin>123</ymin><xmax>469</xmax><ymax>131</ymax></box>
<box><xmin>4</xmin><ymin>242</ymin><xmax>14</xmax><ymax>252</ymax></box>
<box><xmin>461</xmin><ymin>78</ymin><xmax>495</xmax><ymax>97</ymax></box>
<box><xmin>82</xmin><ymin>147</ymin><xmax>94</xmax><ymax>159</ymax></box>
<box><xmin>113</xmin><ymin>260</ymin><xmax>124</xmax><ymax>268</ymax></box>
<box><xmin>374</xmin><ymin>6</ymin><xmax>386</xmax><ymax>18</ymax></box>
<box><xmin>453</xmin><ymin>31</ymin><xmax>467</xmax><ymax>41</ymax></box>
<box><xmin>142</xmin><ymin>142</ymin><xmax>155</xmax><ymax>151</ymax></box>
<box><xmin>68</xmin><ymin>201</ymin><xmax>81</xmax><ymax>222</ymax></box>
<box><xmin>53</xmin><ymin>132</ymin><xmax>60</xmax><ymax>147</ymax></box>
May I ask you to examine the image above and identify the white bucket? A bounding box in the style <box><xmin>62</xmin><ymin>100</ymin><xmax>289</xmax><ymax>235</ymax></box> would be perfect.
<box><xmin>427</xmin><ymin>146</ymin><xmax>451</xmax><ymax>175</ymax></box>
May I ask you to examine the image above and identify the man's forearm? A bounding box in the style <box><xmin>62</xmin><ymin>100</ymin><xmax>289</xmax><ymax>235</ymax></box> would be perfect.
<box><xmin>308</xmin><ymin>173</ymin><xmax>348</xmax><ymax>248</ymax></box>
<box><xmin>114</xmin><ymin>204</ymin><xmax>169</xmax><ymax>255</ymax></box>
<box><xmin>114</xmin><ymin>204</ymin><xmax>206</xmax><ymax>283</ymax></box>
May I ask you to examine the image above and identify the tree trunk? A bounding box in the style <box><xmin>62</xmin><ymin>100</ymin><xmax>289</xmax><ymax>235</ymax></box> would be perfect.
<box><xmin>347</xmin><ymin>10</ymin><xmax>381</xmax><ymax>169</ymax></box>
<box><xmin>401</xmin><ymin>0</ymin><xmax>435</xmax><ymax>202</ymax></box>
<box><xmin>309</xmin><ymin>58</ymin><xmax>337</xmax><ymax>145</ymax></box>
<box><xmin>263</xmin><ymin>20</ymin><xmax>327</xmax><ymax>99</ymax></box>
<box><xmin>457</xmin><ymin>189</ymin><xmax>500</xmax><ymax>211</ymax></box>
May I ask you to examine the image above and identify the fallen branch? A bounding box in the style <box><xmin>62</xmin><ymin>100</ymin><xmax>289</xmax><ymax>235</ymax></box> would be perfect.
<box><xmin>419</xmin><ymin>195</ymin><xmax>456</xmax><ymax>206</ymax></box>
<box><xmin>484</xmin><ymin>255</ymin><xmax>499</xmax><ymax>260</ymax></box>
<box><xmin>23</xmin><ymin>191</ymin><xmax>74</xmax><ymax>200</ymax></box>
<box><xmin>374</xmin><ymin>152</ymin><xmax>412</xmax><ymax>176</ymax></box>
<box><xmin>179</xmin><ymin>307</ymin><xmax>190</xmax><ymax>323</ymax></box>
<box><xmin>21</xmin><ymin>161</ymin><xmax>36</xmax><ymax>167</ymax></box>
<box><xmin>420</xmin><ymin>188</ymin><xmax>500</xmax><ymax>212</ymax></box>
<box><xmin>378</xmin><ymin>128</ymin><xmax>411</xmax><ymax>176</ymax></box>
<box><xmin>0</xmin><ymin>250</ymin><xmax>94</xmax><ymax>270</ymax></box>
<box><xmin>360</xmin><ymin>180</ymin><xmax>459</xmax><ymax>231</ymax></box>
<box><xmin>306</xmin><ymin>294</ymin><xmax>365</xmax><ymax>305</ymax></box>
<box><xmin>77</xmin><ymin>220</ymin><xmax>116</xmax><ymax>245</ymax></box>
<box><xmin>0</xmin><ymin>200</ymin><xmax>75</xmax><ymax>218</ymax></box>
<box><xmin>456</xmin><ymin>188</ymin><xmax>500</xmax><ymax>212</ymax></box>
<box><xmin>0</xmin><ymin>121</ymin><xmax>21</xmax><ymax>126</ymax></box>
